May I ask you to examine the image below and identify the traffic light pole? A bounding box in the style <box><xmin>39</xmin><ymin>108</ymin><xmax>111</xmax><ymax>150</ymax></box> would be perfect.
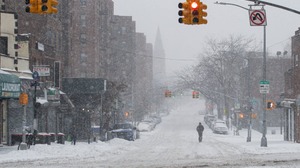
<box><xmin>261</xmin><ymin>25</ymin><xmax>267</xmax><ymax>147</ymax></box>
<box><xmin>215</xmin><ymin>1</ymin><xmax>268</xmax><ymax>146</ymax></box>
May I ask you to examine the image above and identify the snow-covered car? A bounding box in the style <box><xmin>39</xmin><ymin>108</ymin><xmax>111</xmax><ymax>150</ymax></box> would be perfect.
<box><xmin>111</xmin><ymin>123</ymin><xmax>139</xmax><ymax>141</ymax></box>
<box><xmin>213</xmin><ymin>123</ymin><xmax>229</xmax><ymax>135</ymax></box>
<box><xmin>204</xmin><ymin>114</ymin><xmax>216</xmax><ymax>128</ymax></box>
<box><xmin>137</xmin><ymin>120</ymin><xmax>156</xmax><ymax>132</ymax></box>
<box><xmin>211</xmin><ymin>119</ymin><xmax>226</xmax><ymax>129</ymax></box>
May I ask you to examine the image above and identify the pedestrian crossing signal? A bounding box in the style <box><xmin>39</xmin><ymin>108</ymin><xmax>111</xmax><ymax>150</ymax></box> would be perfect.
<box><xmin>266</xmin><ymin>100</ymin><xmax>276</xmax><ymax>110</ymax></box>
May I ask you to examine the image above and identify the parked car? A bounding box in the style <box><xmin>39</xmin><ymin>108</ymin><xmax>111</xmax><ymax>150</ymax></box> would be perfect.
<box><xmin>111</xmin><ymin>123</ymin><xmax>139</xmax><ymax>141</ymax></box>
<box><xmin>204</xmin><ymin>114</ymin><xmax>216</xmax><ymax>128</ymax></box>
<box><xmin>137</xmin><ymin>120</ymin><xmax>156</xmax><ymax>132</ymax></box>
<box><xmin>213</xmin><ymin>122</ymin><xmax>229</xmax><ymax>135</ymax></box>
<box><xmin>211</xmin><ymin>119</ymin><xmax>226</xmax><ymax>129</ymax></box>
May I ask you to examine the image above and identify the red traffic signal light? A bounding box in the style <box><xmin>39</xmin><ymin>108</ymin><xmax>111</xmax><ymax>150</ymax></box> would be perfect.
<box><xmin>192</xmin><ymin>91</ymin><xmax>200</xmax><ymax>98</ymax></box>
<box><xmin>191</xmin><ymin>1</ymin><xmax>200</xmax><ymax>24</ymax></box>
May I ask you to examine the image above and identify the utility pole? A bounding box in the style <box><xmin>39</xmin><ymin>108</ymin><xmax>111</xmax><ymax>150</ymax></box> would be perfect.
<box><xmin>215</xmin><ymin>1</ymin><xmax>268</xmax><ymax>146</ymax></box>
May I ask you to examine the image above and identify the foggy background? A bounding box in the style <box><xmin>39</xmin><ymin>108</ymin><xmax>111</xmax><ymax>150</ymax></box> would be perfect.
<box><xmin>113</xmin><ymin>0</ymin><xmax>300</xmax><ymax>78</ymax></box>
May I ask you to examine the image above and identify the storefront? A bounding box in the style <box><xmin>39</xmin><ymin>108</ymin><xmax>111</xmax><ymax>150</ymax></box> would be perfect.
<box><xmin>0</xmin><ymin>71</ymin><xmax>21</xmax><ymax>145</ymax></box>
<box><xmin>280</xmin><ymin>99</ymin><xmax>296</xmax><ymax>142</ymax></box>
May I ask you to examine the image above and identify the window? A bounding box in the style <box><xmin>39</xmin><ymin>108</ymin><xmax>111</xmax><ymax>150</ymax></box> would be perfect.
<box><xmin>80</xmin><ymin>53</ymin><xmax>87</xmax><ymax>62</ymax></box>
<box><xmin>80</xmin><ymin>34</ymin><xmax>86</xmax><ymax>44</ymax></box>
<box><xmin>80</xmin><ymin>0</ymin><xmax>87</xmax><ymax>6</ymax></box>
<box><xmin>0</xmin><ymin>36</ymin><xmax>8</xmax><ymax>55</ymax></box>
<box><xmin>121</xmin><ymin>27</ymin><xmax>126</xmax><ymax>34</ymax></box>
<box><xmin>80</xmin><ymin>15</ymin><xmax>86</xmax><ymax>27</ymax></box>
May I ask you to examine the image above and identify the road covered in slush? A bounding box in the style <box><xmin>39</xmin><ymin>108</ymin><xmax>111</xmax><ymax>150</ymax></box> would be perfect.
<box><xmin>1</xmin><ymin>97</ymin><xmax>300</xmax><ymax>168</ymax></box>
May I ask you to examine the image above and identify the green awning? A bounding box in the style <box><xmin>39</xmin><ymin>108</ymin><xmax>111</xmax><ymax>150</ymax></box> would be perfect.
<box><xmin>0</xmin><ymin>72</ymin><xmax>21</xmax><ymax>99</ymax></box>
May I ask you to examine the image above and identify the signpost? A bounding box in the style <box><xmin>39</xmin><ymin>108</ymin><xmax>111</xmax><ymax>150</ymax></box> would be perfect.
<box><xmin>249</xmin><ymin>9</ymin><xmax>267</xmax><ymax>26</ymax></box>
<box><xmin>259</xmin><ymin>80</ymin><xmax>269</xmax><ymax>94</ymax></box>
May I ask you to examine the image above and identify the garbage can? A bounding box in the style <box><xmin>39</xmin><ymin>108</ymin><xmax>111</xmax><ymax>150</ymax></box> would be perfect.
<box><xmin>57</xmin><ymin>133</ymin><xmax>65</xmax><ymax>144</ymax></box>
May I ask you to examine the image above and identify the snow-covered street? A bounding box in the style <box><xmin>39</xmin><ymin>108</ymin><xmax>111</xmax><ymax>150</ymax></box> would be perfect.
<box><xmin>1</xmin><ymin>98</ymin><xmax>300</xmax><ymax>168</ymax></box>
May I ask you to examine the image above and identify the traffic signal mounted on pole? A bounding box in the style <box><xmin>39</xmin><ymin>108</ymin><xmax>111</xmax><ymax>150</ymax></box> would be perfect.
<box><xmin>25</xmin><ymin>0</ymin><xmax>47</xmax><ymax>14</ymax></box>
<box><xmin>178</xmin><ymin>1</ymin><xmax>192</xmax><ymax>25</ymax></box>
<box><xmin>192</xmin><ymin>91</ymin><xmax>200</xmax><ymax>98</ymax></box>
<box><xmin>25</xmin><ymin>0</ymin><xmax>58</xmax><ymax>14</ymax></box>
<box><xmin>178</xmin><ymin>0</ymin><xmax>207</xmax><ymax>25</ymax></box>
<box><xmin>266</xmin><ymin>100</ymin><xmax>276</xmax><ymax>110</ymax></box>
<box><xmin>165</xmin><ymin>90</ymin><xmax>172</xmax><ymax>98</ymax></box>
<box><xmin>19</xmin><ymin>93</ymin><xmax>28</xmax><ymax>105</ymax></box>
<box><xmin>190</xmin><ymin>1</ymin><xmax>200</xmax><ymax>24</ymax></box>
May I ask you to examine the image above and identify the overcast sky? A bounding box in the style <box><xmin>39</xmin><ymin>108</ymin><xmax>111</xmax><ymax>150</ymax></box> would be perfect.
<box><xmin>113</xmin><ymin>0</ymin><xmax>300</xmax><ymax>77</ymax></box>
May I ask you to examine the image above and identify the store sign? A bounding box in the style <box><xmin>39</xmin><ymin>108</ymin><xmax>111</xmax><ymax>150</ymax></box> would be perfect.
<box><xmin>33</xmin><ymin>66</ymin><xmax>50</xmax><ymax>76</ymax></box>
<box><xmin>0</xmin><ymin>82</ymin><xmax>21</xmax><ymax>98</ymax></box>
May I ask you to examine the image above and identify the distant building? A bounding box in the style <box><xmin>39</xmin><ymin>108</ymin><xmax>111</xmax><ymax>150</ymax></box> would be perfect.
<box><xmin>153</xmin><ymin>27</ymin><xmax>166</xmax><ymax>86</ymax></box>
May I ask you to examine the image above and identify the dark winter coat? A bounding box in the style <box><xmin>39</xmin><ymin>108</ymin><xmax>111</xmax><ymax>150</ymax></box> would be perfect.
<box><xmin>197</xmin><ymin>124</ymin><xmax>204</xmax><ymax>134</ymax></box>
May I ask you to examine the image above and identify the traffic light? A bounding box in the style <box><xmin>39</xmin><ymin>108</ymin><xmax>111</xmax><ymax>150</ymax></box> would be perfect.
<box><xmin>165</xmin><ymin>90</ymin><xmax>172</xmax><ymax>97</ymax></box>
<box><xmin>25</xmin><ymin>0</ymin><xmax>58</xmax><ymax>14</ymax></box>
<box><xmin>266</xmin><ymin>100</ymin><xmax>276</xmax><ymax>110</ymax></box>
<box><xmin>46</xmin><ymin>0</ymin><xmax>58</xmax><ymax>14</ymax></box>
<box><xmin>25</xmin><ymin>0</ymin><xmax>48</xmax><ymax>14</ymax></box>
<box><xmin>198</xmin><ymin>1</ymin><xmax>207</xmax><ymax>24</ymax></box>
<box><xmin>238</xmin><ymin>113</ymin><xmax>244</xmax><ymax>119</ymax></box>
<box><xmin>124</xmin><ymin>111</ymin><xmax>129</xmax><ymax>117</ymax></box>
<box><xmin>251</xmin><ymin>113</ymin><xmax>257</xmax><ymax>119</ymax></box>
<box><xmin>195</xmin><ymin>91</ymin><xmax>200</xmax><ymax>98</ymax></box>
<box><xmin>178</xmin><ymin>1</ymin><xmax>192</xmax><ymax>25</ymax></box>
<box><xmin>190</xmin><ymin>1</ymin><xmax>200</xmax><ymax>24</ymax></box>
<box><xmin>192</xmin><ymin>91</ymin><xmax>200</xmax><ymax>98</ymax></box>
<box><xmin>19</xmin><ymin>93</ymin><xmax>28</xmax><ymax>105</ymax></box>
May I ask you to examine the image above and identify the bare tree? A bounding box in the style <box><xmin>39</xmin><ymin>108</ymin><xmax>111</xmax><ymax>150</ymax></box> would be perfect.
<box><xmin>175</xmin><ymin>35</ymin><xmax>257</xmax><ymax>120</ymax></box>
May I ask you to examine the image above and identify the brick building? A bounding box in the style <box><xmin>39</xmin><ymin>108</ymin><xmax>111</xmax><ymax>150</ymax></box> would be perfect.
<box><xmin>282</xmin><ymin>27</ymin><xmax>300</xmax><ymax>142</ymax></box>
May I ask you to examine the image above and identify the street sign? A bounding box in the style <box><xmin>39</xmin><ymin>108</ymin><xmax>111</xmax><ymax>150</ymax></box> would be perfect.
<box><xmin>260</xmin><ymin>80</ymin><xmax>269</xmax><ymax>94</ymax></box>
<box><xmin>249</xmin><ymin>9</ymin><xmax>267</xmax><ymax>26</ymax></box>
<box><xmin>32</xmin><ymin>71</ymin><xmax>40</xmax><ymax>80</ymax></box>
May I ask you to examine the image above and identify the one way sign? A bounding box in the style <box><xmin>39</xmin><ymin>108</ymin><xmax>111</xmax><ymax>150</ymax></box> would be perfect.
<box><xmin>249</xmin><ymin>9</ymin><xmax>267</xmax><ymax>26</ymax></box>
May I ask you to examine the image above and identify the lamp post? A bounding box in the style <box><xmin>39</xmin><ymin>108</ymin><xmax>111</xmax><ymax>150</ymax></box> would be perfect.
<box><xmin>215</xmin><ymin>1</ymin><xmax>268</xmax><ymax>146</ymax></box>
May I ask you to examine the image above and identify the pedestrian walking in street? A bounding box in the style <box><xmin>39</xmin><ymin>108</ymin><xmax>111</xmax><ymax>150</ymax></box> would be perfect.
<box><xmin>71</xmin><ymin>132</ymin><xmax>77</xmax><ymax>145</ymax></box>
<box><xmin>196</xmin><ymin>122</ymin><xmax>204</xmax><ymax>142</ymax></box>
<box><xmin>71</xmin><ymin>126</ymin><xmax>77</xmax><ymax>145</ymax></box>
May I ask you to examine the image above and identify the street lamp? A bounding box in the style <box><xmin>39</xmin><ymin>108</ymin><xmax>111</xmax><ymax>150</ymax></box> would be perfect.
<box><xmin>215</xmin><ymin>1</ymin><xmax>268</xmax><ymax>146</ymax></box>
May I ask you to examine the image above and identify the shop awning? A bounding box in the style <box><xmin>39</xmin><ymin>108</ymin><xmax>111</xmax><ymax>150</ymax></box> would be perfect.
<box><xmin>0</xmin><ymin>70</ymin><xmax>21</xmax><ymax>99</ymax></box>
